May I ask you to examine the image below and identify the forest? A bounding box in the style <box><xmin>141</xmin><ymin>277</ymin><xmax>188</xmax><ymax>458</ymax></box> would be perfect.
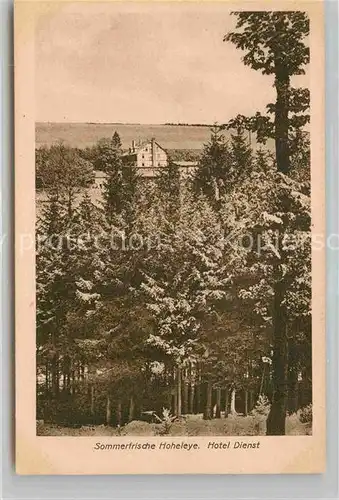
<box><xmin>36</xmin><ymin>11</ymin><xmax>312</xmax><ymax>437</ymax></box>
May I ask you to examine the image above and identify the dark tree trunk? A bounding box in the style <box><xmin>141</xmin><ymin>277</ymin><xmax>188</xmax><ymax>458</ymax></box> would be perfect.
<box><xmin>64</xmin><ymin>355</ymin><xmax>71</xmax><ymax>393</ymax></box>
<box><xmin>51</xmin><ymin>332</ymin><xmax>59</xmax><ymax>399</ymax></box>
<box><xmin>274</xmin><ymin>63</ymin><xmax>290</xmax><ymax>175</ymax></box>
<box><xmin>249</xmin><ymin>390</ymin><xmax>254</xmax><ymax>413</ymax></box>
<box><xmin>266</xmin><ymin>59</ymin><xmax>291</xmax><ymax>436</ymax></box>
<box><xmin>203</xmin><ymin>381</ymin><xmax>213</xmax><ymax>420</ymax></box>
<box><xmin>189</xmin><ymin>384</ymin><xmax>195</xmax><ymax>414</ymax></box>
<box><xmin>259</xmin><ymin>365</ymin><xmax>266</xmax><ymax>395</ymax></box>
<box><xmin>188</xmin><ymin>363</ymin><xmax>194</xmax><ymax>414</ymax></box>
<box><xmin>173</xmin><ymin>368</ymin><xmax>178</xmax><ymax>416</ymax></box>
<box><xmin>266</xmin><ymin>280</ymin><xmax>288</xmax><ymax>435</ymax></box>
<box><xmin>45</xmin><ymin>363</ymin><xmax>49</xmax><ymax>396</ymax></box>
<box><xmin>215</xmin><ymin>388</ymin><xmax>221</xmax><ymax>418</ymax></box>
<box><xmin>51</xmin><ymin>357</ymin><xmax>58</xmax><ymax>398</ymax></box>
<box><xmin>196</xmin><ymin>383</ymin><xmax>201</xmax><ymax>414</ymax></box>
<box><xmin>183</xmin><ymin>373</ymin><xmax>189</xmax><ymax>415</ymax></box>
<box><xmin>90</xmin><ymin>385</ymin><xmax>95</xmax><ymax>416</ymax></box>
<box><xmin>67</xmin><ymin>190</ymin><xmax>74</xmax><ymax>220</ymax></box>
<box><xmin>244</xmin><ymin>390</ymin><xmax>248</xmax><ymax>416</ymax></box>
<box><xmin>224</xmin><ymin>388</ymin><xmax>229</xmax><ymax>417</ymax></box>
<box><xmin>71</xmin><ymin>369</ymin><xmax>75</xmax><ymax>395</ymax></box>
<box><xmin>176</xmin><ymin>366</ymin><xmax>182</xmax><ymax>417</ymax></box>
<box><xmin>167</xmin><ymin>390</ymin><xmax>172</xmax><ymax>412</ymax></box>
<box><xmin>287</xmin><ymin>368</ymin><xmax>299</xmax><ymax>414</ymax></box>
<box><xmin>165</xmin><ymin>364</ymin><xmax>172</xmax><ymax>410</ymax></box>
<box><xmin>128</xmin><ymin>396</ymin><xmax>135</xmax><ymax>422</ymax></box>
<box><xmin>300</xmin><ymin>367</ymin><xmax>312</xmax><ymax>407</ymax></box>
<box><xmin>106</xmin><ymin>393</ymin><xmax>111</xmax><ymax>426</ymax></box>
<box><xmin>195</xmin><ymin>382</ymin><xmax>202</xmax><ymax>413</ymax></box>
<box><xmin>230</xmin><ymin>386</ymin><xmax>236</xmax><ymax>414</ymax></box>
<box><xmin>116</xmin><ymin>401</ymin><xmax>122</xmax><ymax>427</ymax></box>
<box><xmin>173</xmin><ymin>390</ymin><xmax>178</xmax><ymax>417</ymax></box>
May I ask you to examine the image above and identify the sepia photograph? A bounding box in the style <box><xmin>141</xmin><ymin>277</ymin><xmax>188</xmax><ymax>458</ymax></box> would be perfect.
<box><xmin>34</xmin><ymin>2</ymin><xmax>312</xmax><ymax>438</ymax></box>
<box><xmin>15</xmin><ymin>0</ymin><xmax>326</xmax><ymax>474</ymax></box>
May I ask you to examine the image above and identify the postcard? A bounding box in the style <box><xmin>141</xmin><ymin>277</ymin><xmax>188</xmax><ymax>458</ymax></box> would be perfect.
<box><xmin>15</xmin><ymin>0</ymin><xmax>325</xmax><ymax>474</ymax></box>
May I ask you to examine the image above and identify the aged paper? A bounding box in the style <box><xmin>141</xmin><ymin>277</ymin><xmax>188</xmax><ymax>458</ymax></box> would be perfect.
<box><xmin>15</xmin><ymin>0</ymin><xmax>326</xmax><ymax>474</ymax></box>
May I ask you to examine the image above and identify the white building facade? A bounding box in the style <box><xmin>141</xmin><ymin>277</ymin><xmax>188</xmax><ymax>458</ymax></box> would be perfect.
<box><xmin>122</xmin><ymin>138</ymin><xmax>168</xmax><ymax>178</ymax></box>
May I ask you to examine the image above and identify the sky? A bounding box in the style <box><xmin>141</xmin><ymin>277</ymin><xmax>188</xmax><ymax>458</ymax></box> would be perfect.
<box><xmin>35</xmin><ymin>2</ymin><xmax>308</xmax><ymax>124</ymax></box>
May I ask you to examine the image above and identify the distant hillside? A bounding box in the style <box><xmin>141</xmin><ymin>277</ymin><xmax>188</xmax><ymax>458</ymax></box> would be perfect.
<box><xmin>36</xmin><ymin>122</ymin><xmax>274</xmax><ymax>153</ymax></box>
<box><xmin>35</xmin><ymin>123</ymin><xmax>216</xmax><ymax>150</ymax></box>
<box><xmin>164</xmin><ymin>123</ymin><xmax>215</xmax><ymax>127</ymax></box>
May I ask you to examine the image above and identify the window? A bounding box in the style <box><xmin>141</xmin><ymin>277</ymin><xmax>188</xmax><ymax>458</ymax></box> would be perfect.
<box><xmin>142</xmin><ymin>163</ymin><xmax>145</xmax><ymax>166</ymax></box>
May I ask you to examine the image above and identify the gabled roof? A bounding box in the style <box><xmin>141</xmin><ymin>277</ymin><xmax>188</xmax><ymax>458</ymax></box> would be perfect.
<box><xmin>122</xmin><ymin>139</ymin><xmax>167</xmax><ymax>157</ymax></box>
<box><xmin>151</xmin><ymin>141</ymin><xmax>167</xmax><ymax>154</ymax></box>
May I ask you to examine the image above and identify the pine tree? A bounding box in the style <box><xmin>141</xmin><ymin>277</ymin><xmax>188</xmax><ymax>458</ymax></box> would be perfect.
<box><xmin>229</xmin><ymin>129</ymin><xmax>253</xmax><ymax>185</ymax></box>
<box><xmin>36</xmin><ymin>188</ymin><xmax>104</xmax><ymax>407</ymax></box>
<box><xmin>193</xmin><ymin>125</ymin><xmax>231</xmax><ymax>203</ymax></box>
<box><xmin>255</xmin><ymin>148</ymin><xmax>274</xmax><ymax>175</ymax></box>
<box><xmin>141</xmin><ymin>196</ymin><xmax>232</xmax><ymax>417</ymax></box>
<box><xmin>111</xmin><ymin>131</ymin><xmax>122</xmax><ymax>150</ymax></box>
<box><xmin>102</xmin><ymin>149</ymin><xmax>124</xmax><ymax>223</ymax></box>
<box><xmin>94</xmin><ymin>138</ymin><xmax>122</xmax><ymax>174</ymax></box>
<box><xmin>36</xmin><ymin>197</ymin><xmax>71</xmax><ymax>406</ymax></box>
<box><xmin>155</xmin><ymin>160</ymin><xmax>181</xmax><ymax>222</ymax></box>
<box><xmin>121</xmin><ymin>160</ymin><xmax>141</xmax><ymax>231</ymax></box>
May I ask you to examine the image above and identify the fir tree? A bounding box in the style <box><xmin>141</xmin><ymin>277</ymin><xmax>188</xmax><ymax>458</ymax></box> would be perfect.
<box><xmin>229</xmin><ymin>129</ymin><xmax>253</xmax><ymax>185</ymax></box>
<box><xmin>155</xmin><ymin>160</ymin><xmax>181</xmax><ymax>222</ymax></box>
<box><xmin>193</xmin><ymin>125</ymin><xmax>231</xmax><ymax>203</ymax></box>
<box><xmin>94</xmin><ymin>138</ymin><xmax>122</xmax><ymax>174</ymax></box>
<box><xmin>102</xmin><ymin>150</ymin><xmax>124</xmax><ymax>223</ymax></box>
<box><xmin>141</xmin><ymin>196</ymin><xmax>232</xmax><ymax>417</ymax></box>
<box><xmin>111</xmin><ymin>131</ymin><xmax>122</xmax><ymax>150</ymax></box>
<box><xmin>121</xmin><ymin>160</ymin><xmax>141</xmax><ymax>231</ymax></box>
<box><xmin>36</xmin><ymin>197</ymin><xmax>72</xmax><ymax>404</ymax></box>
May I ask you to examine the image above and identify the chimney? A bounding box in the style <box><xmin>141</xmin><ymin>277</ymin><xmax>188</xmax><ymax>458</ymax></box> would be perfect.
<box><xmin>132</xmin><ymin>140</ymin><xmax>136</xmax><ymax>152</ymax></box>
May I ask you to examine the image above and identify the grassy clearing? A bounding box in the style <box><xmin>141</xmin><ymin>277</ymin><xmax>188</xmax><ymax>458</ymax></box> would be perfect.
<box><xmin>37</xmin><ymin>413</ymin><xmax>311</xmax><ymax>437</ymax></box>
